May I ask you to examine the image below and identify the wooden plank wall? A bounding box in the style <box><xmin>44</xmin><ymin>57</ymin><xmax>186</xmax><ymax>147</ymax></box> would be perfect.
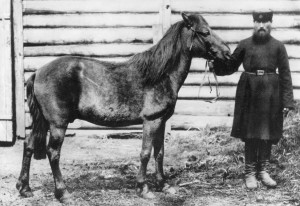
<box><xmin>0</xmin><ymin>0</ymin><xmax>13</xmax><ymax>142</ymax></box>
<box><xmin>22</xmin><ymin>0</ymin><xmax>300</xmax><ymax>133</ymax></box>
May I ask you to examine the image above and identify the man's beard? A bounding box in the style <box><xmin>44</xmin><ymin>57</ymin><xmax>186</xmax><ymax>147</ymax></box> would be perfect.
<box><xmin>253</xmin><ymin>28</ymin><xmax>271</xmax><ymax>42</ymax></box>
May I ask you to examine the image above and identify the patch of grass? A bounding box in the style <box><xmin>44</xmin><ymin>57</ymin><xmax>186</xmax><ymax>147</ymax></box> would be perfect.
<box><xmin>164</xmin><ymin>102</ymin><xmax>300</xmax><ymax>204</ymax></box>
<box><xmin>273</xmin><ymin>101</ymin><xmax>300</xmax><ymax>200</ymax></box>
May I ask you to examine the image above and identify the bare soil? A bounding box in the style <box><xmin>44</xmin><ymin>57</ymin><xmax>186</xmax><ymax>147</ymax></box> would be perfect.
<box><xmin>1</xmin><ymin>130</ymin><xmax>299</xmax><ymax>206</ymax></box>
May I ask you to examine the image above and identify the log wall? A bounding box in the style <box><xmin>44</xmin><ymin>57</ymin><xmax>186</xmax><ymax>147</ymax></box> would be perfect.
<box><xmin>21</xmin><ymin>0</ymin><xmax>300</xmax><ymax>133</ymax></box>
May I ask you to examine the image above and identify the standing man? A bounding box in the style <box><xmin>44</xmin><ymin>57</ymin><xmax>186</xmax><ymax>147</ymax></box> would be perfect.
<box><xmin>210</xmin><ymin>9</ymin><xmax>294</xmax><ymax>189</ymax></box>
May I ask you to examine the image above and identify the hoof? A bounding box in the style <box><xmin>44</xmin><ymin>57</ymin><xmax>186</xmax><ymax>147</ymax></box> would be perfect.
<box><xmin>20</xmin><ymin>190</ymin><xmax>34</xmax><ymax>198</ymax></box>
<box><xmin>17</xmin><ymin>182</ymin><xmax>33</xmax><ymax>198</ymax></box>
<box><xmin>55</xmin><ymin>190</ymin><xmax>72</xmax><ymax>203</ymax></box>
<box><xmin>137</xmin><ymin>183</ymin><xmax>156</xmax><ymax>199</ymax></box>
<box><xmin>141</xmin><ymin>191</ymin><xmax>156</xmax><ymax>199</ymax></box>
<box><xmin>59</xmin><ymin>195</ymin><xmax>74</xmax><ymax>205</ymax></box>
<box><xmin>155</xmin><ymin>180</ymin><xmax>166</xmax><ymax>192</ymax></box>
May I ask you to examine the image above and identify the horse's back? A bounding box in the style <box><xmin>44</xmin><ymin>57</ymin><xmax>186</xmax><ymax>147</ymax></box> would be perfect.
<box><xmin>33</xmin><ymin>56</ymin><xmax>145</xmax><ymax>127</ymax></box>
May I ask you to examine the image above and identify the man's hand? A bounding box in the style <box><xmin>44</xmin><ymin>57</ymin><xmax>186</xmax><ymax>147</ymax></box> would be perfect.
<box><xmin>283</xmin><ymin>108</ymin><xmax>290</xmax><ymax>117</ymax></box>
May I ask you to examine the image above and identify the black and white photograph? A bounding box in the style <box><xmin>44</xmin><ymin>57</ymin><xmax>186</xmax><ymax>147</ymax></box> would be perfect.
<box><xmin>0</xmin><ymin>0</ymin><xmax>300</xmax><ymax>205</ymax></box>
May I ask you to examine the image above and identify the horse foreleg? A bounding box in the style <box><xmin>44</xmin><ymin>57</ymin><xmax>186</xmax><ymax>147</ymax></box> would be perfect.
<box><xmin>153</xmin><ymin>122</ymin><xmax>166</xmax><ymax>190</ymax></box>
<box><xmin>137</xmin><ymin>119</ymin><xmax>164</xmax><ymax>199</ymax></box>
<box><xmin>16</xmin><ymin>134</ymin><xmax>35</xmax><ymax>197</ymax></box>
<box><xmin>47</xmin><ymin>125</ymin><xmax>71</xmax><ymax>203</ymax></box>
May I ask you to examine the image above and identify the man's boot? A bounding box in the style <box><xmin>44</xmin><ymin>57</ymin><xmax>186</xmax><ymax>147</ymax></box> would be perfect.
<box><xmin>244</xmin><ymin>140</ymin><xmax>258</xmax><ymax>189</ymax></box>
<box><xmin>257</xmin><ymin>140</ymin><xmax>277</xmax><ymax>188</ymax></box>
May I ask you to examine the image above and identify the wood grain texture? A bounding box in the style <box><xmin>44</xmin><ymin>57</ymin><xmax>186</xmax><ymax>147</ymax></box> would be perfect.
<box><xmin>0</xmin><ymin>121</ymin><xmax>13</xmax><ymax>142</ymax></box>
<box><xmin>24</xmin><ymin>43</ymin><xmax>152</xmax><ymax>57</ymax></box>
<box><xmin>23</xmin><ymin>0</ymin><xmax>160</xmax><ymax>14</ymax></box>
<box><xmin>0</xmin><ymin>18</ymin><xmax>13</xmax><ymax>141</ymax></box>
<box><xmin>23</xmin><ymin>28</ymin><xmax>300</xmax><ymax>45</ymax></box>
<box><xmin>171</xmin><ymin>0</ymin><xmax>300</xmax><ymax>14</ymax></box>
<box><xmin>13</xmin><ymin>0</ymin><xmax>26</xmax><ymax>138</ymax></box>
<box><xmin>172</xmin><ymin>14</ymin><xmax>300</xmax><ymax>29</ymax></box>
<box><xmin>178</xmin><ymin>86</ymin><xmax>300</xmax><ymax>100</ymax></box>
<box><xmin>23</xmin><ymin>13</ymin><xmax>158</xmax><ymax>27</ymax></box>
<box><xmin>23</xmin><ymin>13</ymin><xmax>300</xmax><ymax>29</ymax></box>
<box><xmin>24</xmin><ymin>27</ymin><xmax>153</xmax><ymax>44</ymax></box>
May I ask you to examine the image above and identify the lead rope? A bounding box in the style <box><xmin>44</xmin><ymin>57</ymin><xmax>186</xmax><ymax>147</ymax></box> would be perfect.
<box><xmin>197</xmin><ymin>60</ymin><xmax>220</xmax><ymax>103</ymax></box>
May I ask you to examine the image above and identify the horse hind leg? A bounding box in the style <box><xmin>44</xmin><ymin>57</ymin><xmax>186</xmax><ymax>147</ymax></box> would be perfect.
<box><xmin>16</xmin><ymin>114</ymin><xmax>49</xmax><ymax>197</ymax></box>
<box><xmin>46</xmin><ymin>124</ymin><xmax>71</xmax><ymax>203</ymax></box>
<box><xmin>16</xmin><ymin>133</ymin><xmax>36</xmax><ymax>197</ymax></box>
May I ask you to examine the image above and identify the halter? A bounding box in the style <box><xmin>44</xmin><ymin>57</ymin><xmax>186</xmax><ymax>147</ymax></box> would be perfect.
<box><xmin>188</xmin><ymin>26</ymin><xmax>220</xmax><ymax>103</ymax></box>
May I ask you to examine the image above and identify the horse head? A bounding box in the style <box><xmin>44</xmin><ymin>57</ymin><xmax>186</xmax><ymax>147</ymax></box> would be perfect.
<box><xmin>181</xmin><ymin>13</ymin><xmax>231</xmax><ymax>64</ymax></box>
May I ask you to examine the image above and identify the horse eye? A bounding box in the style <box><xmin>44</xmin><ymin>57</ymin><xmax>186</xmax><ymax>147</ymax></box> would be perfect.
<box><xmin>203</xmin><ymin>31</ymin><xmax>210</xmax><ymax>37</ymax></box>
<box><xmin>199</xmin><ymin>30</ymin><xmax>210</xmax><ymax>37</ymax></box>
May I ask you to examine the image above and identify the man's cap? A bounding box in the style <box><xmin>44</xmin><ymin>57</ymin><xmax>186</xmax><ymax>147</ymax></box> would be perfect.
<box><xmin>253</xmin><ymin>9</ymin><xmax>273</xmax><ymax>22</ymax></box>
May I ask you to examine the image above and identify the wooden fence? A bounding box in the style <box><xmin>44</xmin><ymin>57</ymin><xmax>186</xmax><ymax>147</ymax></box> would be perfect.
<box><xmin>14</xmin><ymin>0</ymin><xmax>300</xmax><ymax>137</ymax></box>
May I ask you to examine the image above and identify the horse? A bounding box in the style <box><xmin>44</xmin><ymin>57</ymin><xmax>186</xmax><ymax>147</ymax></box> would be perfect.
<box><xmin>16</xmin><ymin>13</ymin><xmax>231</xmax><ymax>203</ymax></box>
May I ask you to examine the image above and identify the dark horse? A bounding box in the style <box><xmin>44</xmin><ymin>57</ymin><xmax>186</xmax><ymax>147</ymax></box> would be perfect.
<box><xmin>17</xmin><ymin>13</ymin><xmax>230</xmax><ymax>203</ymax></box>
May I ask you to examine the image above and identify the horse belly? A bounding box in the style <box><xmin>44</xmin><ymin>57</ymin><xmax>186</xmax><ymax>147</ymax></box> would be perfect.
<box><xmin>78</xmin><ymin>97</ymin><xmax>144</xmax><ymax>127</ymax></box>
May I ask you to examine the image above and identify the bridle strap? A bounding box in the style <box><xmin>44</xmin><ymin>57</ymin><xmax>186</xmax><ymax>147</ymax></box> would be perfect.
<box><xmin>189</xmin><ymin>27</ymin><xmax>220</xmax><ymax>103</ymax></box>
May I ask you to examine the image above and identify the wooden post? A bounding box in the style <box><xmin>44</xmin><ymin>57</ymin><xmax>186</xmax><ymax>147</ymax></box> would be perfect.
<box><xmin>160</xmin><ymin>0</ymin><xmax>171</xmax><ymax>34</ymax></box>
<box><xmin>159</xmin><ymin>0</ymin><xmax>172</xmax><ymax>136</ymax></box>
<box><xmin>13</xmin><ymin>0</ymin><xmax>25</xmax><ymax>139</ymax></box>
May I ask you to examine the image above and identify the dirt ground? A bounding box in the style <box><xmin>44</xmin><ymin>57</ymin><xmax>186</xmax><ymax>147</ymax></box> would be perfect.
<box><xmin>1</xmin><ymin>130</ymin><xmax>299</xmax><ymax>206</ymax></box>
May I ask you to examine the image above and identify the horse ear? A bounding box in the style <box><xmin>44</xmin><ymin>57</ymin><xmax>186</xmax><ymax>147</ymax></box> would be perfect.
<box><xmin>181</xmin><ymin>12</ymin><xmax>193</xmax><ymax>29</ymax></box>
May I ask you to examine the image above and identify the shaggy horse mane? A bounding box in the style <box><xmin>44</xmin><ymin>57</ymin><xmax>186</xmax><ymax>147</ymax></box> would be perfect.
<box><xmin>125</xmin><ymin>21</ymin><xmax>185</xmax><ymax>85</ymax></box>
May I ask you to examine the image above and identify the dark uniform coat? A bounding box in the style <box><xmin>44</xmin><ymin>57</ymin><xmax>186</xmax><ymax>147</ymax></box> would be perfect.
<box><xmin>214</xmin><ymin>35</ymin><xmax>294</xmax><ymax>144</ymax></box>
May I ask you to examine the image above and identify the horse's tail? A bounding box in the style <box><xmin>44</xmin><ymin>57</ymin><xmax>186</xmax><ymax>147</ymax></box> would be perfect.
<box><xmin>27</xmin><ymin>73</ymin><xmax>49</xmax><ymax>160</ymax></box>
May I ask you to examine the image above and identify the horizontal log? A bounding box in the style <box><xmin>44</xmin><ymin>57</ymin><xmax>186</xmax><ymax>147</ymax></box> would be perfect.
<box><xmin>23</xmin><ymin>43</ymin><xmax>300</xmax><ymax>58</ymax></box>
<box><xmin>174</xmin><ymin>100</ymin><xmax>234</xmax><ymax>116</ymax></box>
<box><xmin>24</xmin><ymin>43</ymin><xmax>152</xmax><ymax>57</ymax></box>
<box><xmin>179</xmin><ymin>86</ymin><xmax>235</xmax><ymax>100</ymax></box>
<box><xmin>214</xmin><ymin>29</ymin><xmax>300</xmax><ymax>44</ymax></box>
<box><xmin>23</xmin><ymin>56</ymin><xmax>300</xmax><ymax>73</ymax></box>
<box><xmin>172</xmin><ymin>14</ymin><xmax>300</xmax><ymax>29</ymax></box>
<box><xmin>184</xmin><ymin>72</ymin><xmax>300</xmax><ymax>87</ymax></box>
<box><xmin>171</xmin><ymin>0</ymin><xmax>300</xmax><ymax>14</ymax></box>
<box><xmin>23</xmin><ymin>70</ymin><xmax>300</xmax><ymax>88</ymax></box>
<box><xmin>23</xmin><ymin>0</ymin><xmax>160</xmax><ymax>14</ymax></box>
<box><xmin>23</xmin><ymin>13</ymin><xmax>157</xmax><ymax>28</ymax></box>
<box><xmin>178</xmin><ymin>86</ymin><xmax>300</xmax><ymax>100</ymax></box>
<box><xmin>171</xmin><ymin>115</ymin><xmax>233</xmax><ymax>129</ymax></box>
<box><xmin>23</xmin><ymin>0</ymin><xmax>300</xmax><ymax>14</ymax></box>
<box><xmin>23</xmin><ymin>13</ymin><xmax>300</xmax><ymax>29</ymax></box>
<box><xmin>24</xmin><ymin>28</ymin><xmax>153</xmax><ymax>45</ymax></box>
<box><xmin>23</xmin><ymin>28</ymin><xmax>300</xmax><ymax>45</ymax></box>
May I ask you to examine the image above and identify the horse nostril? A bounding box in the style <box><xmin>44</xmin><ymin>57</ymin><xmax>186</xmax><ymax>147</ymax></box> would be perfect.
<box><xmin>224</xmin><ymin>51</ymin><xmax>231</xmax><ymax>60</ymax></box>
